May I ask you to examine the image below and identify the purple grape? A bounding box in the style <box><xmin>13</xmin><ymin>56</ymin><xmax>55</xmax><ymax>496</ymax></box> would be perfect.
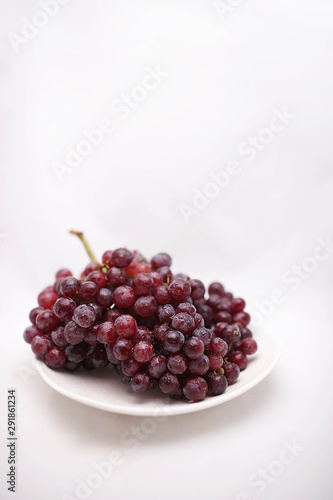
<box><xmin>183</xmin><ymin>376</ymin><xmax>208</xmax><ymax>401</ymax></box>
<box><xmin>163</xmin><ymin>330</ymin><xmax>185</xmax><ymax>353</ymax></box>
<box><xmin>171</xmin><ymin>312</ymin><xmax>195</xmax><ymax>335</ymax></box>
<box><xmin>167</xmin><ymin>353</ymin><xmax>188</xmax><ymax>374</ymax></box>
<box><xmin>73</xmin><ymin>304</ymin><xmax>96</xmax><ymax>328</ymax></box>
<box><xmin>131</xmin><ymin>371</ymin><xmax>151</xmax><ymax>392</ymax></box>
<box><xmin>64</xmin><ymin>321</ymin><xmax>86</xmax><ymax>345</ymax></box>
<box><xmin>188</xmin><ymin>354</ymin><xmax>210</xmax><ymax>375</ymax></box>
<box><xmin>159</xmin><ymin>372</ymin><xmax>179</xmax><ymax>394</ymax></box>
<box><xmin>206</xmin><ymin>373</ymin><xmax>228</xmax><ymax>396</ymax></box>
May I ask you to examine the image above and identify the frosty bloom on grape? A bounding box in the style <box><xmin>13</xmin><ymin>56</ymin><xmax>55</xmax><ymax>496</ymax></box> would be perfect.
<box><xmin>249</xmin><ymin>235</ymin><xmax>333</xmax><ymax>326</ymax></box>
<box><xmin>52</xmin><ymin>65</ymin><xmax>170</xmax><ymax>182</ymax></box>
<box><xmin>61</xmin><ymin>405</ymin><xmax>171</xmax><ymax>500</ymax></box>
<box><xmin>179</xmin><ymin>107</ymin><xmax>296</xmax><ymax>224</ymax></box>
<box><xmin>7</xmin><ymin>0</ymin><xmax>71</xmax><ymax>53</ymax></box>
<box><xmin>213</xmin><ymin>0</ymin><xmax>246</xmax><ymax>21</ymax></box>
<box><xmin>236</xmin><ymin>439</ymin><xmax>305</xmax><ymax>499</ymax></box>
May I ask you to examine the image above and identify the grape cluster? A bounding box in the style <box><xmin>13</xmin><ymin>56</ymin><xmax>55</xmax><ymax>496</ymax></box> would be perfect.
<box><xmin>23</xmin><ymin>244</ymin><xmax>257</xmax><ymax>402</ymax></box>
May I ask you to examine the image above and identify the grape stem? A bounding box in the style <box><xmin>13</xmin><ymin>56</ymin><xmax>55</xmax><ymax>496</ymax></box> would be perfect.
<box><xmin>69</xmin><ymin>230</ymin><xmax>98</xmax><ymax>263</ymax></box>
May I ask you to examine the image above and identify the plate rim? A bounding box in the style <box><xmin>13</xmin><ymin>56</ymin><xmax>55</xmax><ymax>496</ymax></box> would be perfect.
<box><xmin>34</xmin><ymin>331</ymin><xmax>281</xmax><ymax>417</ymax></box>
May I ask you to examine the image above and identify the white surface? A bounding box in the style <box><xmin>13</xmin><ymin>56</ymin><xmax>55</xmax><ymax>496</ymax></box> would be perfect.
<box><xmin>1</xmin><ymin>1</ymin><xmax>333</xmax><ymax>500</ymax></box>
<box><xmin>34</xmin><ymin>329</ymin><xmax>280</xmax><ymax>416</ymax></box>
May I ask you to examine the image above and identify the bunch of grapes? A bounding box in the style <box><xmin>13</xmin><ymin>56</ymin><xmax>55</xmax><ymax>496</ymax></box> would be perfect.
<box><xmin>23</xmin><ymin>231</ymin><xmax>257</xmax><ymax>402</ymax></box>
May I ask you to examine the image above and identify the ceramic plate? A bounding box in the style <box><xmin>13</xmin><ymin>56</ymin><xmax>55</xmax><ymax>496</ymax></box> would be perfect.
<box><xmin>35</xmin><ymin>329</ymin><xmax>280</xmax><ymax>416</ymax></box>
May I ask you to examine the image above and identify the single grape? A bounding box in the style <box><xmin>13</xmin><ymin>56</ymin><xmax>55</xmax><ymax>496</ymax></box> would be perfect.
<box><xmin>133</xmin><ymin>262</ymin><xmax>151</xmax><ymax>276</ymax></box>
<box><xmin>208</xmin><ymin>282</ymin><xmax>225</xmax><ymax>296</ymax></box>
<box><xmin>113</xmin><ymin>338</ymin><xmax>133</xmax><ymax>361</ymax></box>
<box><xmin>45</xmin><ymin>347</ymin><xmax>66</xmax><ymax>369</ymax></box>
<box><xmin>29</xmin><ymin>307</ymin><xmax>44</xmax><ymax>325</ymax></box>
<box><xmin>159</xmin><ymin>372</ymin><xmax>179</xmax><ymax>394</ymax></box>
<box><xmin>193</xmin><ymin>313</ymin><xmax>205</xmax><ymax>328</ymax></box>
<box><xmin>55</xmin><ymin>269</ymin><xmax>72</xmax><ymax>280</ymax></box>
<box><xmin>131</xmin><ymin>371</ymin><xmax>151</xmax><ymax>392</ymax></box>
<box><xmin>223</xmin><ymin>362</ymin><xmax>240</xmax><ymax>384</ymax></box>
<box><xmin>88</xmin><ymin>345</ymin><xmax>109</xmax><ymax>368</ymax></box>
<box><xmin>184</xmin><ymin>337</ymin><xmax>205</xmax><ymax>359</ymax></box>
<box><xmin>106</xmin><ymin>267</ymin><xmax>128</xmax><ymax>287</ymax></box>
<box><xmin>233</xmin><ymin>311</ymin><xmax>250</xmax><ymax>326</ymax></box>
<box><xmin>31</xmin><ymin>334</ymin><xmax>52</xmax><ymax>356</ymax></box>
<box><xmin>65</xmin><ymin>343</ymin><xmax>89</xmax><ymax>363</ymax></box>
<box><xmin>153</xmin><ymin>284</ymin><xmax>172</xmax><ymax>305</ymax></box>
<box><xmin>176</xmin><ymin>302</ymin><xmax>196</xmax><ymax>316</ymax></box>
<box><xmin>147</xmin><ymin>355</ymin><xmax>167</xmax><ymax>378</ymax></box>
<box><xmin>188</xmin><ymin>354</ymin><xmax>210</xmax><ymax>375</ymax></box>
<box><xmin>189</xmin><ymin>279</ymin><xmax>205</xmax><ymax>300</ymax></box>
<box><xmin>36</xmin><ymin>310</ymin><xmax>59</xmax><ymax>333</ymax></box>
<box><xmin>210</xmin><ymin>337</ymin><xmax>228</xmax><ymax>356</ymax></box>
<box><xmin>231</xmin><ymin>298</ymin><xmax>245</xmax><ymax>314</ymax></box>
<box><xmin>167</xmin><ymin>353</ymin><xmax>188</xmax><ymax>375</ymax></box>
<box><xmin>215</xmin><ymin>311</ymin><xmax>232</xmax><ymax>324</ymax></box>
<box><xmin>86</xmin><ymin>270</ymin><xmax>106</xmax><ymax>288</ymax></box>
<box><xmin>171</xmin><ymin>312</ymin><xmax>195</xmax><ymax>335</ymax></box>
<box><xmin>229</xmin><ymin>351</ymin><xmax>247</xmax><ymax>370</ymax></box>
<box><xmin>133</xmin><ymin>273</ymin><xmax>154</xmax><ymax>295</ymax></box>
<box><xmin>113</xmin><ymin>285</ymin><xmax>136</xmax><ymax>308</ymax></box>
<box><xmin>192</xmin><ymin>327</ymin><xmax>213</xmax><ymax>347</ymax></box>
<box><xmin>110</xmin><ymin>248</ymin><xmax>133</xmax><ymax>268</ymax></box>
<box><xmin>115</xmin><ymin>314</ymin><xmax>137</xmax><ymax>338</ymax></box>
<box><xmin>84</xmin><ymin>324</ymin><xmax>99</xmax><ymax>346</ymax></box>
<box><xmin>151</xmin><ymin>252</ymin><xmax>172</xmax><ymax>270</ymax></box>
<box><xmin>157</xmin><ymin>303</ymin><xmax>175</xmax><ymax>324</ymax></box>
<box><xmin>64</xmin><ymin>321</ymin><xmax>86</xmax><ymax>345</ymax></box>
<box><xmin>239</xmin><ymin>338</ymin><xmax>257</xmax><ymax>355</ymax></box>
<box><xmin>240</xmin><ymin>326</ymin><xmax>253</xmax><ymax>340</ymax></box>
<box><xmin>79</xmin><ymin>281</ymin><xmax>99</xmax><ymax>301</ymax></box>
<box><xmin>53</xmin><ymin>297</ymin><xmax>76</xmax><ymax>321</ymax></box>
<box><xmin>133</xmin><ymin>341</ymin><xmax>154</xmax><ymax>363</ymax></box>
<box><xmin>38</xmin><ymin>289</ymin><xmax>59</xmax><ymax>309</ymax></box>
<box><xmin>73</xmin><ymin>304</ymin><xmax>96</xmax><ymax>328</ymax></box>
<box><xmin>96</xmin><ymin>322</ymin><xmax>117</xmax><ymax>344</ymax></box>
<box><xmin>150</xmin><ymin>272</ymin><xmax>163</xmax><ymax>288</ymax></box>
<box><xmin>206</xmin><ymin>373</ymin><xmax>228</xmax><ymax>396</ymax></box>
<box><xmin>59</xmin><ymin>277</ymin><xmax>80</xmax><ymax>298</ymax></box>
<box><xmin>220</xmin><ymin>324</ymin><xmax>241</xmax><ymax>346</ymax></box>
<box><xmin>51</xmin><ymin>326</ymin><xmax>68</xmax><ymax>347</ymax></box>
<box><xmin>156</xmin><ymin>266</ymin><xmax>172</xmax><ymax>283</ymax></box>
<box><xmin>153</xmin><ymin>323</ymin><xmax>169</xmax><ymax>342</ymax></box>
<box><xmin>183</xmin><ymin>376</ymin><xmax>208</xmax><ymax>402</ymax></box>
<box><xmin>209</xmin><ymin>354</ymin><xmax>223</xmax><ymax>370</ymax></box>
<box><xmin>163</xmin><ymin>330</ymin><xmax>185</xmax><ymax>353</ymax></box>
<box><xmin>102</xmin><ymin>250</ymin><xmax>113</xmax><ymax>264</ymax></box>
<box><xmin>134</xmin><ymin>296</ymin><xmax>157</xmax><ymax>318</ymax></box>
<box><xmin>168</xmin><ymin>278</ymin><xmax>191</xmax><ymax>301</ymax></box>
<box><xmin>121</xmin><ymin>357</ymin><xmax>141</xmax><ymax>377</ymax></box>
<box><xmin>23</xmin><ymin>324</ymin><xmax>42</xmax><ymax>344</ymax></box>
<box><xmin>96</xmin><ymin>288</ymin><xmax>113</xmax><ymax>308</ymax></box>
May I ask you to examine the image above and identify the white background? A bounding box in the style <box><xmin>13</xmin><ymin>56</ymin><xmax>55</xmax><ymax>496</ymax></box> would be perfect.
<box><xmin>1</xmin><ymin>1</ymin><xmax>333</xmax><ymax>499</ymax></box>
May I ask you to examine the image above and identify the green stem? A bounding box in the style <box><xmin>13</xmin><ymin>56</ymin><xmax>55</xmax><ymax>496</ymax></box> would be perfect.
<box><xmin>69</xmin><ymin>230</ymin><xmax>98</xmax><ymax>263</ymax></box>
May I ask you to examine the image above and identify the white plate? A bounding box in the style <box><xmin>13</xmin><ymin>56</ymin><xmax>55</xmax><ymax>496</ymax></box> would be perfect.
<box><xmin>34</xmin><ymin>330</ymin><xmax>280</xmax><ymax>417</ymax></box>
